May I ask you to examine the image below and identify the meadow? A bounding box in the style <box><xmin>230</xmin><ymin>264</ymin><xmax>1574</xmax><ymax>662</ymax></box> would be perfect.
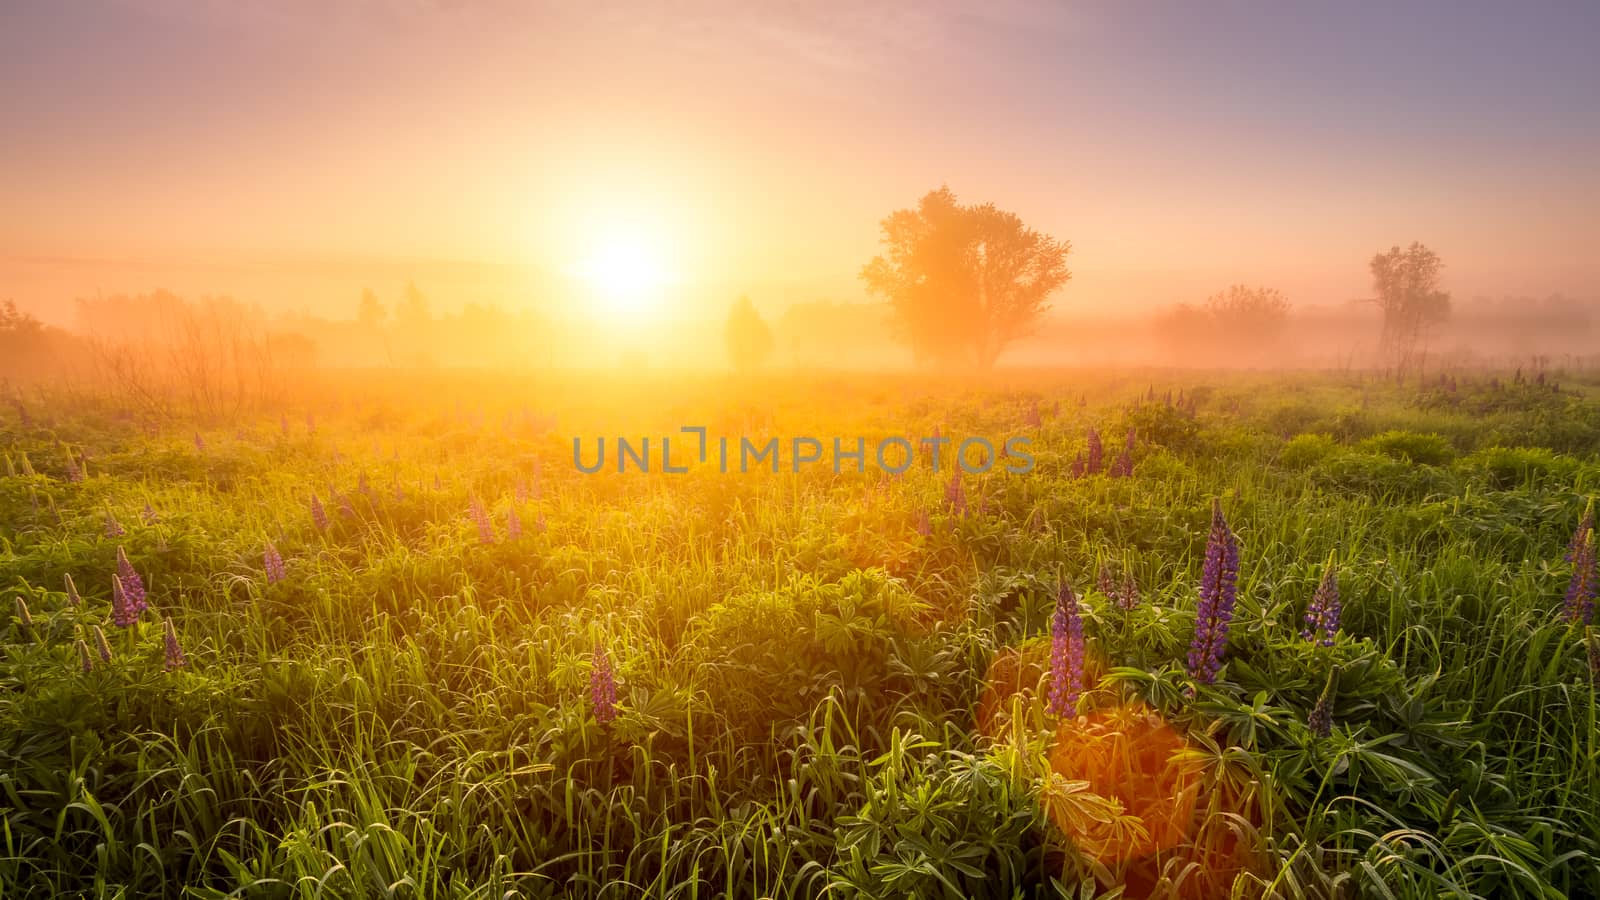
<box><xmin>2</xmin><ymin>368</ymin><xmax>1599</xmax><ymax>899</ymax></box>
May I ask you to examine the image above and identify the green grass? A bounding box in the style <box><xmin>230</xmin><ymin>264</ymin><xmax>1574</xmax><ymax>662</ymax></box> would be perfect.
<box><xmin>2</xmin><ymin>370</ymin><xmax>1598</xmax><ymax>899</ymax></box>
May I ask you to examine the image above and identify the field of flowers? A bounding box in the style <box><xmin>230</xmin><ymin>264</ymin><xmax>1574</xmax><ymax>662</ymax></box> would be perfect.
<box><xmin>2</xmin><ymin>370</ymin><xmax>1599</xmax><ymax>899</ymax></box>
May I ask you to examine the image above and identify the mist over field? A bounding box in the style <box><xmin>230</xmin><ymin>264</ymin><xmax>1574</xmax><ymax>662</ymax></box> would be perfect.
<box><xmin>4</xmin><ymin>3</ymin><xmax>1600</xmax><ymax>900</ymax></box>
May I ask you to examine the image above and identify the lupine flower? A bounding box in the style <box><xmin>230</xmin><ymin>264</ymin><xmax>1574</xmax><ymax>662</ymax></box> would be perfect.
<box><xmin>1187</xmin><ymin>500</ymin><xmax>1240</xmax><ymax>685</ymax></box>
<box><xmin>515</xmin><ymin>480</ymin><xmax>530</xmax><ymax>503</ymax></box>
<box><xmin>76</xmin><ymin>638</ymin><xmax>94</xmax><ymax>673</ymax></box>
<box><xmin>193</xmin><ymin>432</ymin><xmax>206</xmax><ymax>452</ymax></box>
<box><xmin>507</xmin><ymin>506</ymin><xmax>523</xmax><ymax>540</ymax></box>
<box><xmin>1111</xmin><ymin>448</ymin><xmax>1134</xmax><ymax>478</ymax></box>
<box><xmin>110</xmin><ymin>577</ymin><xmax>140</xmax><ymax>627</ymax></box>
<box><xmin>1309</xmin><ymin>667</ymin><xmax>1337</xmax><ymax>739</ymax></box>
<box><xmin>1588</xmin><ymin>629</ymin><xmax>1600</xmax><ymax>688</ymax></box>
<box><xmin>1565</xmin><ymin>527</ymin><xmax>1597</xmax><ymax>626</ymax></box>
<box><xmin>944</xmin><ymin>470</ymin><xmax>966</xmax><ymax>517</ymax></box>
<box><xmin>65</xmin><ymin>573</ymin><xmax>81</xmax><ymax>607</ymax></box>
<box><xmin>264</xmin><ymin>542</ymin><xmax>286</xmax><ymax>584</ymax></box>
<box><xmin>1068</xmin><ymin>453</ymin><xmax>1086</xmax><ymax>478</ymax></box>
<box><xmin>1085</xmin><ymin>429</ymin><xmax>1103</xmax><ymax>474</ymax></box>
<box><xmin>1048</xmin><ymin>579</ymin><xmax>1086</xmax><ymax>718</ymax></box>
<box><xmin>66</xmin><ymin>452</ymin><xmax>84</xmax><ymax>483</ymax></box>
<box><xmin>162</xmin><ymin>618</ymin><xmax>187</xmax><ymax>671</ymax></box>
<box><xmin>115</xmin><ymin>546</ymin><xmax>147</xmax><ymax>614</ymax></box>
<box><xmin>590</xmin><ymin>645</ymin><xmax>618</xmax><ymax>724</ymax></box>
<box><xmin>310</xmin><ymin>493</ymin><xmax>329</xmax><ymax>530</ymax></box>
<box><xmin>92</xmin><ymin>624</ymin><xmax>113</xmax><ymax>663</ymax></box>
<box><xmin>1095</xmin><ymin>564</ymin><xmax>1116</xmax><ymax>598</ymax></box>
<box><xmin>913</xmin><ymin>508</ymin><xmax>932</xmax><ymax>537</ymax></box>
<box><xmin>14</xmin><ymin>596</ymin><xmax>34</xmax><ymax>639</ymax></box>
<box><xmin>1125</xmin><ymin>427</ymin><xmax>1136</xmax><ymax>454</ymax></box>
<box><xmin>1301</xmin><ymin>560</ymin><xmax>1342</xmax><ymax>647</ymax></box>
<box><xmin>105</xmin><ymin>509</ymin><xmax>124</xmax><ymax>538</ymax></box>
<box><xmin>470</xmin><ymin>496</ymin><xmax>495</xmax><ymax>544</ymax></box>
<box><xmin>1567</xmin><ymin>503</ymin><xmax>1595</xmax><ymax>563</ymax></box>
<box><xmin>1025</xmin><ymin>401</ymin><xmax>1042</xmax><ymax>428</ymax></box>
<box><xmin>1118</xmin><ymin>572</ymin><xmax>1141</xmax><ymax>610</ymax></box>
<box><xmin>141</xmin><ymin>503</ymin><xmax>157</xmax><ymax>523</ymax></box>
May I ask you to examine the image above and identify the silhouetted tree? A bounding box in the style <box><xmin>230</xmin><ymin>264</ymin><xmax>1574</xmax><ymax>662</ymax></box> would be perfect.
<box><xmin>1156</xmin><ymin>285</ymin><xmax>1289</xmax><ymax>363</ymax></box>
<box><xmin>861</xmin><ymin>187</ymin><xmax>1071</xmax><ymax>368</ymax></box>
<box><xmin>357</xmin><ymin>289</ymin><xmax>387</xmax><ymax>329</ymax></box>
<box><xmin>1370</xmin><ymin>243</ymin><xmax>1450</xmax><ymax>382</ymax></box>
<box><xmin>725</xmin><ymin>295</ymin><xmax>774</xmax><ymax>373</ymax></box>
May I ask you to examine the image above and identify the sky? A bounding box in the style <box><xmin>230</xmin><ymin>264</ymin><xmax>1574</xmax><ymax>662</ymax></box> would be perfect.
<box><xmin>2</xmin><ymin>0</ymin><xmax>1597</xmax><ymax>326</ymax></box>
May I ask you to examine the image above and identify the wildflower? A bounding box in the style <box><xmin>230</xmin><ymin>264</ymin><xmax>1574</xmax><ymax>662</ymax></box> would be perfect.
<box><xmin>1565</xmin><ymin>527</ymin><xmax>1597</xmax><ymax>626</ymax></box>
<box><xmin>1068</xmin><ymin>452</ymin><xmax>1086</xmax><ymax>478</ymax></box>
<box><xmin>913</xmin><ymin>508</ymin><xmax>932</xmax><ymax>537</ymax></box>
<box><xmin>1125</xmin><ymin>427</ymin><xmax>1136</xmax><ymax>454</ymax></box>
<box><xmin>1085</xmin><ymin>429</ymin><xmax>1103</xmax><ymax>474</ymax></box>
<box><xmin>1309</xmin><ymin>666</ymin><xmax>1338</xmax><ymax>739</ymax></box>
<box><xmin>1095</xmin><ymin>564</ymin><xmax>1116</xmax><ymax>598</ymax></box>
<box><xmin>14</xmin><ymin>596</ymin><xmax>34</xmax><ymax>638</ymax></box>
<box><xmin>264</xmin><ymin>542</ymin><xmax>286</xmax><ymax>584</ymax></box>
<box><xmin>76</xmin><ymin>638</ymin><xmax>94</xmax><ymax>673</ymax></box>
<box><xmin>1301</xmin><ymin>559</ymin><xmax>1342</xmax><ymax>647</ymax></box>
<box><xmin>944</xmin><ymin>470</ymin><xmax>966</xmax><ymax>517</ymax></box>
<box><xmin>193</xmin><ymin>432</ymin><xmax>206</xmax><ymax>452</ymax></box>
<box><xmin>470</xmin><ymin>496</ymin><xmax>495</xmax><ymax>544</ymax></box>
<box><xmin>162</xmin><ymin>618</ymin><xmax>187</xmax><ymax>671</ymax></box>
<box><xmin>1567</xmin><ymin>503</ymin><xmax>1594</xmax><ymax>563</ymax></box>
<box><xmin>507</xmin><ymin>505</ymin><xmax>523</xmax><ymax>540</ymax></box>
<box><xmin>1110</xmin><ymin>447</ymin><xmax>1134</xmax><ymax>478</ymax></box>
<box><xmin>141</xmin><ymin>503</ymin><xmax>157</xmax><ymax>523</ymax></box>
<box><xmin>310</xmin><ymin>493</ymin><xmax>329</xmax><ymax>530</ymax></box>
<box><xmin>516</xmin><ymin>480</ymin><xmax>530</xmax><ymax>503</ymax></box>
<box><xmin>1588</xmin><ymin>629</ymin><xmax>1600</xmax><ymax>688</ymax></box>
<box><xmin>1118</xmin><ymin>572</ymin><xmax>1140</xmax><ymax>610</ymax></box>
<box><xmin>590</xmin><ymin>645</ymin><xmax>618</xmax><ymax>725</ymax></box>
<box><xmin>66</xmin><ymin>451</ymin><xmax>84</xmax><ymax>483</ymax></box>
<box><xmin>110</xmin><ymin>577</ymin><xmax>140</xmax><ymax>627</ymax></box>
<box><xmin>105</xmin><ymin>509</ymin><xmax>124</xmax><ymax>538</ymax></box>
<box><xmin>1025</xmin><ymin>401</ymin><xmax>1042</xmax><ymax>428</ymax></box>
<box><xmin>65</xmin><ymin>573</ymin><xmax>81</xmax><ymax>607</ymax></box>
<box><xmin>92</xmin><ymin>624</ymin><xmax>113</xmax><ymax>663</ymax></box>
<box><xmin>1048</xmin><ymin>579</ymin><xmax>1086</xmax><ymax>718</ymax></box>
<box><xmin>1187</xmin><ymin>500</ymin><xmax>1240</xmax><ymax>685</ymax></box>
<box><xmin>115</xmin><ymin>546</ymin><xmax>147</xmax><ymax>614</ymax></box>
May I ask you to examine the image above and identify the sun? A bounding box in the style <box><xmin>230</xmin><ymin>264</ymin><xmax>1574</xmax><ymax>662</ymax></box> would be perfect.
<box><xmin>573</xmin><ymin>230</ymin><xmax>674</xmax><ymax>317</ymax></box>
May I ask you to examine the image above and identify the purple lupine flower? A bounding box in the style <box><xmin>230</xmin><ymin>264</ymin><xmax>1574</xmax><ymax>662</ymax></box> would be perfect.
<box><xmin>193</xmin><ymin>432</ymin><xmax>206</xmax><ymax>452</ymax></box>
<box><xmin>162</xmin><ymin>618</ymin><xmax>187</xmax><ymax>671</ymax></box>
<box><xmin>1085</xmin><ymin>429</ymin><xmax>1103</xmax><ymax>475</ymax></box>
<box><xmin>141</xmin><ymin>503</ymin><xmax>157</xmax><ymax>523</ymax></box>
<box><xmin>310</xmin><ymin>493</ymin><xmax>329</xmax><ymax>530</ymax></box>
<box><xmin>1025</xmin><ymin>401</ymin><xmax>1042</xmax><ymax>428</ymax></box>
<box><xmin>1187</xmin><ymin>500</ymin><xmax>1240</xmax><ymax>684</ymax></box>
<box><xmin>590</xmin><ymin>645</ymin><xmax>618</xmax><ymax>725</ymax></box>
<box><xmin>1567</xmin><ymin>505</ymin><xmax>1595</xmax><ymax>563</ymax></box>
<box><xmin>66</xmin><ymin>452</ymin><xmax>84</xmax><ymax>483</ymax></box>
<box><xmin>1118</xmin><ymin>572</ymin><xmax>1140</xmax><ymax>610</ymax></box>
<box><xmin>944</xmin><ymin>470</ymin><xmax>967</xmax><ymax>517</ymax></box>
<box><xmin>1125</xmin><ymin>428</ymin><xmax>1136</xmax><ymax>454</ymax></box>
<box><xmin>92</xmin><ymin>624</ymin><xmax>113</xmax><ymax>662</ymax></box>
<box><xmin>65</xmin><ymin>573</ymin><xmax>81</xmax><ymax>607</ymax></box>
<box><xmin>264</xmin><ymin>542</ymin><xmax>286</xmax><ymax>584</ymax></box>
<box><xmin>1309</xmin><ymin>668</ymin><xmax>1336</xmax><ymax>739</ymax></box>
<box><xmin>1301</xmin><ymin>561</ymin><xmax>1341</xmax><ymax>647</ymax></box>
<box><xmin>110</xmin><ymin>576</ymin><xmax>140</xmax><ymax>627</ymax></box>
<box><xmin>115</xmin><ymin>546</ymin><xmax>147</xmax><ymax>614</ymax></box>
<box><xmin>1095</xmin><ymin>564</ymin><xmax>1116</xmax><ymax>598</ymax></box>
<box><xmin>1564</xmin><ymin>527</ymin><xmax>1597</xmax><ymax>626</ymax></box>
<box><xmin>76</xmin><ymin>638</ymin><xmax>94</xmax><ymax>673</ymax></box>
<box><xmin>1047</xmin><ymin>579</ymin><xmax>1086</xmax><ymax>718</ymax></box>
<box><xmin>470</xmin><ymin>496</ymin><xmax>495</xmax><ymax>544</ymax></box>
<box><xmin>1110</xmin><ymin>448</ymin><xmax>1134</xmax><ymax>478</ymax></box>
<box><xmin>1069</xmin><ymin>453</ymin><xmax>1086</xmax><ymax>479</ymax></box>
<box><xmin>104</xmin><ymin>510</ymin><xmax>124</xmax><ymax>538</ymax></box>
<box><xmin>507</xmin><ymin>505</ymin><xmax>523</xmax><ymax>540</ymax></box>
<box><xmin>913</xmin><ymin>508</ymin><xmax>932</xmax><ymax>537</ymax></box>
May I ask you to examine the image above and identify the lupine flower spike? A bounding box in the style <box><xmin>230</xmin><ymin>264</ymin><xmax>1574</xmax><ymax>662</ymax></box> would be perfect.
<box><xmin>1568</xmin><ymin>501</ymin><xmax>1595</xmax><ymax>563</ymax></box>
<box><xmin>115</xmin><ymin>547</ymin><xmax>147</xmax><ymax>614</ymax></box>
<box><xmin>1085</xmin><ymin>429</ymin><xmax>1103</xmax><ymax>474</ymax></box>
<box><xmin>507</xmin><ymin>506</ymin><xmax>523</xmax><ymax>540</ymax></box>
<box><xmin>1301</xmin><ymin>556</ymin><xmax>1342</xmax><ymax>647</ymax></box>
<box><xmin>310</xmin><ymin>493</ymin><xmax>329</xmax><ymax>530</ymax></box>
<box><xmin>264</xmin><ymin>542</ymin><xmax>286</xmax><ymax>584</ymax></box>
<box><xmin>913</xmin><ymin>508</ymin><xmax>932</xmax><ymax>537</ymax></box>
<box><xmin>944</xmin><ymin>470</ymin><xmax>967</xmax><ymax>517</ymax></box>
<box><xmin>92</xmin><ymin>624</ymin><xmax>113</xmax><ymax>663</ymax></box>
<box><xmin>66</xmin><ymin>451</ymin><xmax>84</xmax><ymax>483</ymax></box>
<box><xmin>104</xmin><ymin>508</ymin><xmax>124</xmax><ymax>537</ymax></box>
<box><xmin>1187</xmin><ymin>499</ymin><xmax>1239</xmax><ymax>685</ymax></box>
<box><xmin>14</xmin><ymin>596</ymin><xmax>34</xmax><ymax>640</ymax></box>
<box><xmin>1309</xmin><ymin>666</ymin><xmax>1339</xmax><ymax>739</ymax></box>
<box><xmin>193</xmin><ymin>432</ymin><xmax>206</xmax><ymax>452</ymax></box>
<box><xmin>110</xmin><ymin>577</ymin><xmax>139</xmax><ymax>627</ymax></box>
<box><xmin>1048</xmin><ymin>578</ymin><xmax>1086</xmax><ymax>718</ymax></box>
<box><xmin>141</xmin><ymin>503</ymin><xmax>157</xmax><ymax>523</ymax></box>
<box><xmin>590</xmin><ymin>644</ymin><xmax>618</xmax><ymax>725</ymax></box>
<box><xmin>470</xmin><ymin>496</ymin><xmax>495</xmax><ymax>544</ymax></box>
<box><xmin>162</xmin><ymin>618</ymin><xmax>187</xmax><ymax>671</ymax></box>
<box><xmin>1565</xmin><ymin>526</ymin><xmax>1597</xmax><ymax>626</ymax></box>
<box><xmin>65</xmin><ymin>573</ymin><xmax>81</xmax><ymax>607</ymax></box>
<box><xmin>76</xmin><ymin>638</ymin><xmax>94</xmax><ymax>673</ymax></box>
<box><xmin>1118</xmin><ymin>572</ymin><xmax>1140</xmax><ymax>610</ymax></box>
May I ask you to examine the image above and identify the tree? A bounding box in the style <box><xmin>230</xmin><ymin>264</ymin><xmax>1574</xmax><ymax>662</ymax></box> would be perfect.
<box><xmin>1369</xmin><ymin>243</ymin><xmax>1450</xmax><ymax>382</ymax></box>
<box><xmin>1202</xmin><ymin>284</ymin><xmax>1289</xmax><ymax>342</ymax></box>
<box><xmin>725</xmin><ymin>295</ymin><xmax>774</xmax><ymax>373</ymax></box>
<box><xmin>861</xmin><ymin>187</ymin><xmax>1071</xmax><ymax>368</ymax></box>
<box><xmin>356</xmin><ymin>289</ymin><xmax>387</xmax><ymax>329</ymax></box>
